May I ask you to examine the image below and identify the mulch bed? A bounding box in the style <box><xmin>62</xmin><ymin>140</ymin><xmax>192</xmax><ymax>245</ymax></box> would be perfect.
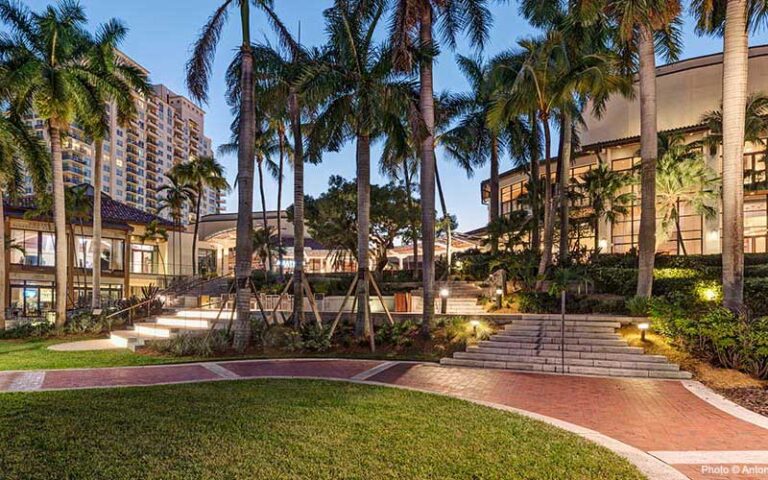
<box><xmin>718</xmin><ymin>387</ymin><xmax>768</xmax><ymax>417</ymax></box>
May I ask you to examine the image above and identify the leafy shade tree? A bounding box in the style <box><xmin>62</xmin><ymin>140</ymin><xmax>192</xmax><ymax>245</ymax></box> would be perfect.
<box><xmin>173</xmin><ymin>156</ymin><xmax>230</xmax><ymax>276</ymax></box>
<box><xmin>186</xmin><ymin>0</ymin><xmax>278</xmax><ymax>351</ymax></box>
<box><xmin>157</xmin><ymin>173</ymin><xmax>196</xmax><ymax>277</ymax></box>
<box><xmin>295</xmin><ymin>176</ymin><xmax>415</xmax><ymax>274</ymax></box>
<box><xmin>0</xmin><ymin>116</ymin><xmax>49</xmax><ymax>329</ymax></box>
<box><xmin>308</xmin><ymin>0</ymin><xmax>413</xmax><ymax>337</ymax></box>
<box><xmin>655</xmin><ymin>133</ymin><xmax>720</xmax><ymax>255</ymax></box>
<box><xmin>603</xmin><ymin>0</ymin><xmax>682</xmax><ymax>298</ymax></box>
<box><xmin>389</xmin><ymin>0</ymin><xmax>492</xmax><ymax>335</ymax></box>
<box><xmin>0</xmin><ymin>0</ymin><xmax>123</xmax><ymax>326</ymax></box>
<box><xmin>83</xmin><ymin>21</ymin><xmax>152</xmax><ymax>308</ymax></box>
<box><xmin>577</xmin><ymin>161</ymin><xmax>634</xmax><ymax>252</ymax></box>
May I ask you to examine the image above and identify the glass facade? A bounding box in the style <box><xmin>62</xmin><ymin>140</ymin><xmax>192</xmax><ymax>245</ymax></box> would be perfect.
<box><xmin>9</xmin><ymin>230</ymin><xmax>55</xmax><ymax>266</ymax></box>
<box><xmin>74</xmin><ymin>236</ymin><xmax>125</xmax><ymax>270</ymax></box>
<box><xmin>130</xmin><ymin>244</ymin><xmax>159</xmax><ymax>274</ymax></box>
<box><xmin>8</xmin><ymin>281</ymin><xmax>55</xmax><ymax>317</ymax></box>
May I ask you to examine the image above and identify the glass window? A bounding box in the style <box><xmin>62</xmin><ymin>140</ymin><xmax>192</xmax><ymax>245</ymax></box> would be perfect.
<box><xmin>131</xmin><ymin>244</ymin><xmax>157</xmax><ymax>274</ymax></box>
<box><xmin>40</xmin><ymin>233</ymin><xmax>55</xmax><ymax>266</ymax></box>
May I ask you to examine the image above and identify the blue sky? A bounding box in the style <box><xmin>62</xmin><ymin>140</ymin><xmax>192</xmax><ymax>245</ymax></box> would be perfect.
<box><xmin>25</xmin><ymin>1</ymin><xmax>768</xmax><ymax>231</ymax></box>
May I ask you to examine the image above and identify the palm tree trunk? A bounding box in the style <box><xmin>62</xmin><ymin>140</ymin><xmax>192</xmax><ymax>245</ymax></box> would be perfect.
<box><xmin>489</xmin><ymin>136</ymin><xmax>500</xmax><ymax>225</ymax></box>
<box><xmin>49</xmin><ymin>124</ymin><xmax>68</xmax><ymax>327</ymax></box>
<box><xmin>435</xmin><ymin>158</ymin><xmax>451</xmax><ymax>277</ymax></box>
<box><xmin>289</xmin><ymin>88</ymin><xmax>305</xmax><ymax>325</ymax></box>
<box><xmin>91</xmin><ymin>139</ymin><xmax>103</xmax><ymax>309</ymax></box>
<box><xmin>403</xmin><ymin>161</ymin><xmax>419</xmax><ymax>280</ymax></box>
<box><xmin>529</xmin><ymin>113</ymin><xmax>541</xmax><ymax>252</ymax></box>
<box><xmin>419</xmin><ymin>8</ymin><xmax>436</xmax><ymax>335</ymax></box>
<box><xmin>675</xmin><ymin>214</ymin><xmax>688</xmax><ymax>256</ymax></box>
<box><xmin>636</xmin><ymin>26</ymin><xmax>658</xmax><ymax>299</ymax></box>
<box><xmin>721</xmin><ymin>0</ymin><xmax>748</xmax><ymax>310</ymax></box>
<box><xmin>233</xmin><ymin>4</ymin><xmax>256</xmax><ymax>352</ymax></box>
<box><xmin>594</xmin><ymin>215</ymin><xmax>600</xmax><ymax>252</ymax></box>
<box><xmin>257</xmin><ymin>160</ymin><xmax>271</xmax><ymax>274</ymax></box>
<box><xmin>355</xmin><ymin>134</ymin><xmax>371</xmax><ymax>338</ymax></box>
<box><xmin>489</xmin><ymin>136</ymin><xmax>500</xmax><ymax>254</ymax></box>
<box><xmin>0</xmin><ymin>191</ymin><xmax>6</xmax><ymax>329</ymax></box>
<box><xmin>536</xmin><ymin>116</ymin><xmax>555</xmax><ymax>289</ymax></box>
<box><xmin>192</xmin><ymin>180</ymin><xmax>203</xmax><ymax>277</ymax></box>
<box><xmin>559</xmin><ymin>111</ymin><xmax>573</xmax><ymax>263</ymax></box>
<box><xmin>277</xmin><ymin>127</ymin><xmax>285</xmax><ymax>279</ymax></box>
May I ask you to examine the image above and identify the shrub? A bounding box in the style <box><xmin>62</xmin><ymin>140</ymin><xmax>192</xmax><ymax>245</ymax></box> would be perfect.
<box><xmin>0</xmin><ymin>321</ymin><xmax>53</xmax><ymax>339</ymax></box>
<box><xmin>516</xmin><ymin>291</ymin><xmax>559</xmax><ymax>314</ymax></box>
<box><xmin>745</xmin><ymin>279</ymin><xmax>768</xmax><ymax>317</ymax></box>
<box><xmin>626</xmin><ymin>296</ymin><xmax>651</xmax><ymax>317</ymax></box>
<box><xmin>155</xmin><ymin>330</ymin><xmax>231</xmax><ymax>357</ymax></box>
<box><xmin>375</xmin><ymin>320</ymin><xmax>418</xmax><ymax>347</ymax></box>
<box><xmin>440</xmin><ymin>317</ymin><xmax>493</xmax><ymax>343</ymax></box>
<box><xmin>263</xmin><ymin>325</ymin><xmax>303</xmax><ymax>351</ymax></box>
<box><xmin>300</xmin><ymin>323</ymin><xmax>331</xmax><ymax>352</ymax></box>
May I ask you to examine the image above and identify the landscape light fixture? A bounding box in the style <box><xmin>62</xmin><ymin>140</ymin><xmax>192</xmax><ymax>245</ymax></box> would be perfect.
<box><xmin>495</xmin><ymin>288</ymin><xmax>503</xmax><ymax>309</ymax></box>
<box><xmin>702</xmin><ymin>287</ymin><xmax>718</xmax><ymax>302</ymax></box>
<box><xmin>470</xmin><ymin>320</ymin><xmax>480</xmax><ymax>337</ymax></box>
<box><xmin>638</xmin><ymin>322</ymin><xmax>650</xmax><ymax>342</ymax></box>
<box><xmin>439</xmin><ymin>288</ymin><xmax>450</xmax><ymax>314</ymax></box>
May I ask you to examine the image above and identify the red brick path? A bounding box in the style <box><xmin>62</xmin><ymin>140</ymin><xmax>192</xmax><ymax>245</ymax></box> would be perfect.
<box><xmin>1</xmin><ymin>359</ymin><xmax>766</xmax><ymax>480</ymax></box>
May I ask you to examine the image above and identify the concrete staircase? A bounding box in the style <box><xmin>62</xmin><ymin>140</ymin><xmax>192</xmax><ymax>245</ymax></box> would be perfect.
<box><xmin>110</xmin><ymin>309</ymin><xmax>235</xmax><ymax>351</ymax></box>
<box><xmin>413</xmin><ymin>281</ymin><xmax>488</xmax><ymax>315</ymax></box>
<box><xmin>441</xmin><ymin>314</ymin><xmax>692</xmax><ymax>379</ymax></box>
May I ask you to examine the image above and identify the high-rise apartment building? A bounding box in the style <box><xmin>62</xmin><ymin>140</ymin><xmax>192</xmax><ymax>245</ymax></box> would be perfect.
<box><xmin>24</xmin><ymin>52</ymin><xmax>225</xmax><ymax>221</ymax></box>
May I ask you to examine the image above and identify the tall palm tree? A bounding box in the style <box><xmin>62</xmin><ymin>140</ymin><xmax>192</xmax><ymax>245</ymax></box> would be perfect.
<box><xmin>0</xmin><ymin>0</ymin><xmax>116</xmax><ymax>326</ymax></box>
<box><xmin>655</xmin><ymin>133</ymin><xmax>720</xmax><ymax>255</ymax></box>
<box><xmin>0</xmin><ymin>116</ymin><xmax>49</xmax><ymax>329</ymax></box>
<box><xmin>603</xmin><ymin>0</ymin><xmax>682</xmax><ymax>298</ymax></box>
<box><xmin>157</xmin><ymin>173</ymin><xmax>195</xmax><ymax>278</ymax></box>
<box><xmin>692</xmin><ymin>0</ymin><xmax>768</xmax><ymax>307</ymax></box>
<box><xmin>389</xmin><ymin>0</ymin><xmax>492</xmax><ymax>335</ymax></box>
<box><xmin>252</xmin><ymin>226</ymin><xmax>280</xmax><ymax>281</ymax></box>
<box><xmin>82</xmin><ymin>20</ymin><xmax>152</xmax><ymax>309</ymax></box>
<box><xmin>577</xmin><ymin>161</ymin><xmax>635</xmax><ymax>252</ymax></box>
<box><xmin>173</xmin><ymin>156</ymin><xmax>230</xmax><ymax>276</ymax></box>
<box><xmin>700</xmin><ymin>93</ymin><xmax>768</xmax><ymax>157</ymax></box>
<box><xmin>308</xmin><ymin>0</ymin><xmax>414</xmax><ymax>338</ymax></box>
<box><xmin>138</xmin><ymin>220</ymin><xmax>169</xmax><ymax>278</ymax></box>
<box><xmin>441</xmin><ymin>55</ymin><xmax>529</xmax><ymax>255</ymax></box>
<box><xmin>241</xmin><ymin>36</ymin><xmax>317</xmax><ymax>325</ymax></box>
<box><xmin>186</xmin><ymin>0</ymin><xmax>278</xmax><ymax>351</ymax></box>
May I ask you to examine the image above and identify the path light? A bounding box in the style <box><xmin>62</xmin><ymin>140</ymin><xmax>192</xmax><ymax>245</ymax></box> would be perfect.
<box><xmin>470</xmin><ymin>320</ymin><xmax>480</xmax><ymax>337</ymax></box>
<box><xmin>702</xmin><ymin>287</ymin><xmax>718</xmax><ymax>302</ymax></box>
<box><xmin>638</xmin><ymin>322</ymin><xmax>650</xmax><ymax>342</ymax></box>
<box><xmin>439</xmin><ymin>288</ymin><xmax>450</xmax><ymax>314</ymax></box>
<box><xmin>158</xmin><ymin>295</ymin><xmax>167</xmax><ymax>305</ymax></box>
<box><xmin>495</xmin><ymin>288</ymin><xmax>503</xmax><ymax>309</ymax></box>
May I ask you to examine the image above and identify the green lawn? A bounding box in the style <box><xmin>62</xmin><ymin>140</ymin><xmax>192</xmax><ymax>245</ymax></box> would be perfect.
<box><xmin>0</xmin><ymin>337</ymin><xmax>192</xmax><ymax>371</ymax></box>
<box><xmin>0</xmin><ymin>379</ymin><xmax>645</xmax><ymax>479</ymax></box>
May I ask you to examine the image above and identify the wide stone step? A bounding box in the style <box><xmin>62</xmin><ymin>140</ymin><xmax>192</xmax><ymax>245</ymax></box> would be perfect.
<box><xmin>491</xmin><ymin>333</ymin><xmax>625</xmax><ymax>343</ymax></box>
<box><xmin>155</xmin><ymin>316</ymin><xmax>214</xmax><ymax>329</ymax></box>
<box><xmin>109</xmin><ymin>331</ymin><xmax>144</xmax><ymax>352</ymax></box>
<box><xmin>479</xmin><ymin>340</ymin><xmax>643</xmax><ymax>354</ymax></box>
<box><xmin>453</xmin><ymin>351</ymin><xmax>679</xmax><ymax>371</ymax></box>
<box><xmin>507</xmin><ymin>320</ymin><xmax>622</xmax><ymax>329</ymax></box>
<box><xmin>505</xmin><ymin>325</ymin><xmax>617</xmax><ymax>334</ymax></box>
<box><xmin>439</xmin><ymin>358</ymin><xmax>692</xmax><ymax>379</ymax></box>
<box><xmin>467</xmin><ymin>345</ymin><xmax>666</xmax><ymax>362</ymax></box>
<box><xmin>133</xmin><ymin>322</ymin><xmax>208</xmax><ymax>339</ymax></box>
<box><xmin>173</xmin><ymin>309</ymin><xmax>237</xmax><ymax>320</ymax></box>
<box><xmin>517</xmin><ymin>314</ymin><xmax>639</xmax><ymax>324</ymax></box>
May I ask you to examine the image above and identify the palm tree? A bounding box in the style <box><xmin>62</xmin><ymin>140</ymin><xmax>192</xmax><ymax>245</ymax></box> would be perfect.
<box><xmin>698</xmin><ymin>88</ymin><xmax>768</xmax><ymax>307</ymax></box>
<box><xmin>82</xmin><ymin>20</ymin><xmax>152</xmax><ymax>309</ymax></box>
<box><xmin>0</xmin><ymin>116</ymin><xmax>49</xmax><ymax>329</ymax></box>
<box><xmin>308</xmin><ymin>0</ymin><xmax>414</xmax><ymax>338</ymax></box>
<box><xmin>173</xmin><ymin>156</ymin><xmax>229</xmax><ymax>276</ymax></box>
<box><xmin>138</xmin><ymin>220</ymin><xmax>169</xmax><ymax>279</ymax></box>
<box><xmin>186</xmin><ymin>0</ymin><xmax>278</xmax><ymax>351</ymax></box>
<box><xmin>388</xmin><ymin>0</ymin><xmax>492</xmax><ymax>335</ymax></box>
<box><xmin>239</xmin><ymin>35</ymin><xmax>317</xmax><ymax>325</ymax></box>
<box><xmin>157</xmin><ymin>173</ymin><xmax>195</xmax><ymax>278</ymax></box>
<box><xmin>603</xmin><ymin>0</ymin><xmax>682</xmax><ymax>298</ymax></box>
<box><xmin>577</xmin><ymin>161</ymin><xmax>635</xmax><ymax>252</ymax></box>
<box><xmin>441</xmin><ymin>55</ymin><xmax>529</xmax><ymax>255</ymax></box>
<box><xmin>252</xmin><ymin>226</ymin><xmax>280</xmax><ymax>281</ymax></box>
<box><xmin>0</xmin><ymin>0</ymin><xmax>117</xmax><ymax>326</ymax></box>
<box><xmin>655</xmin><ymin>133</ymin><xmax>720</xmax><ymax>255</ymax></box>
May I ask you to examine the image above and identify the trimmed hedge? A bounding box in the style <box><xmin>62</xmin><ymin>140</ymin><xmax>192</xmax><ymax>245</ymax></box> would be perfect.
<box><xmin>516</xmin><ymin>291</ymin><xmax>628</xmax><ymax>315</ymax></box>
<box><xmin>593</xmin><ymin>253</ymin><xmax>768</xmax><ymax>269</ymax></box>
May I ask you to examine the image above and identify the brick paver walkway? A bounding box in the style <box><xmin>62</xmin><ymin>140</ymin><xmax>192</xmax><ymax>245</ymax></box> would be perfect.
<box><xmin>0</xmin><ymin>359</ymin><xmax>766</xmax><ymax>480</ymax></box>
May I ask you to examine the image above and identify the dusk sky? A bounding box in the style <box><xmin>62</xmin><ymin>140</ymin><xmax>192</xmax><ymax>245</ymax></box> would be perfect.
<box><xmin>25</xmin><ymin>0</ymin><xmax>768</xmax><ymax>231</ymax></box>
